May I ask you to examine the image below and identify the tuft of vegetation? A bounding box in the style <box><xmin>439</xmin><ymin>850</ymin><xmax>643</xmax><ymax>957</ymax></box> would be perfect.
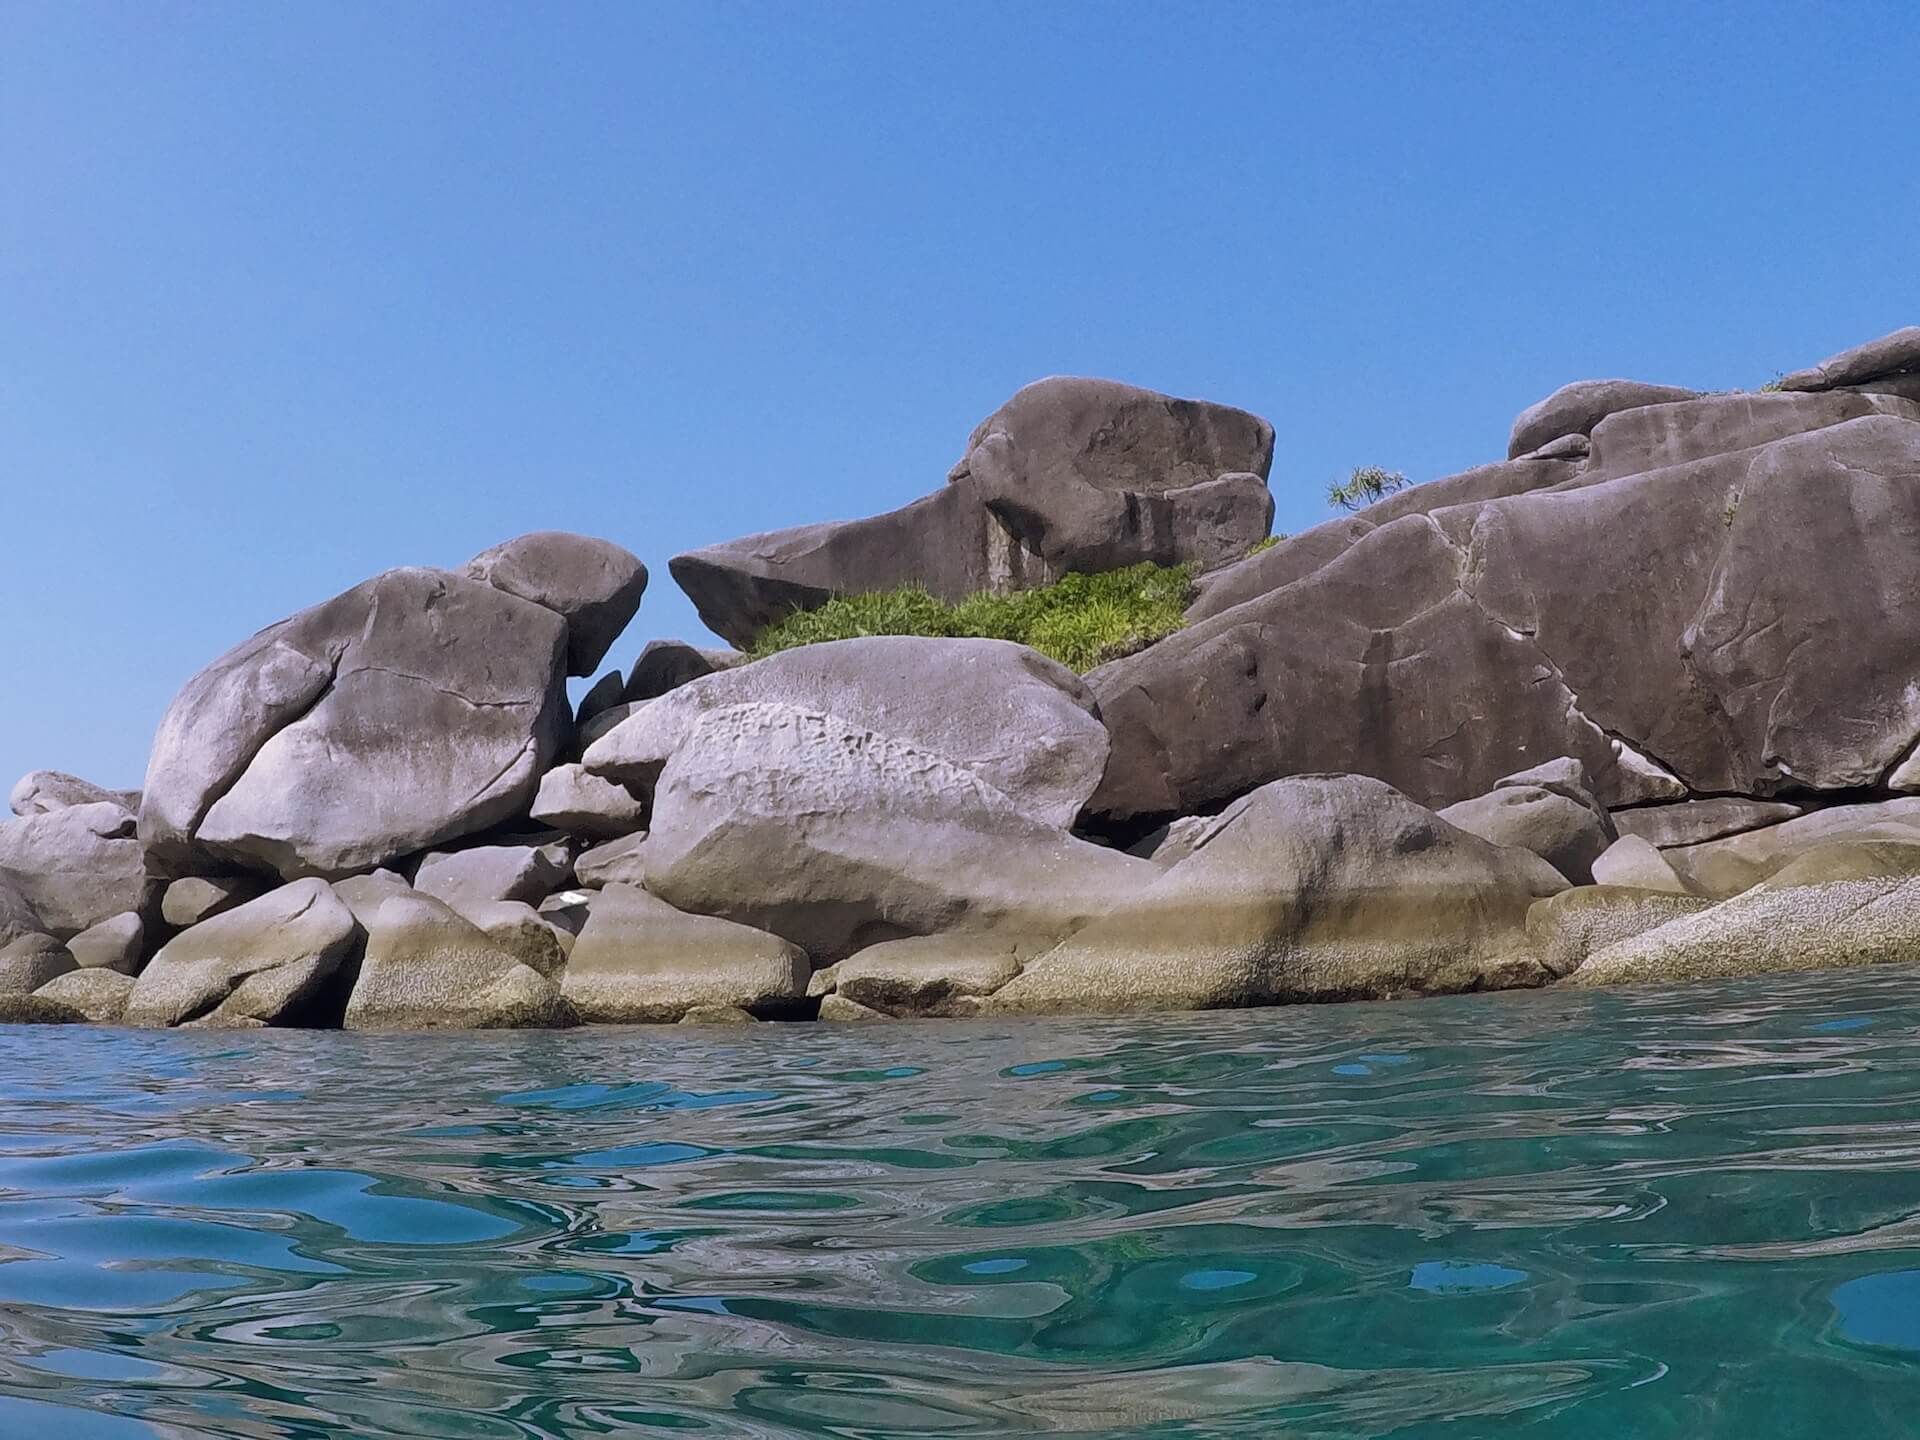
<box><xmin>1758</xmin><ymin>373</ymin><xmax>1786</xmax><ymax>393</ymax></box>
<box><xmin>1328</xmin><ymin>465</ymin><xmax>1411</xmax><ymax>512</ymax></box>
<box><xmin>750</xmin><ymin>561</ymin><xmax>1196</xmax><ymax>672</ymax></box>
<box><xmin>1246</xmin><ymin>534</ymin><xmax>1284</xmax><ymax>557</ymax></box>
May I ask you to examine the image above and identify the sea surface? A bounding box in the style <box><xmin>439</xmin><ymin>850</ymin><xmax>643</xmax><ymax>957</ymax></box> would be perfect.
<box><xmin>2</xmin><ymin>969</ymin><xmax>1920</xmax><ymax>1438</ymax></box>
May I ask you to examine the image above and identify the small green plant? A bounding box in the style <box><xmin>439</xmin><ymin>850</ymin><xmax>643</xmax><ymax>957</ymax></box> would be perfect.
<box><xmin>1327</xmin><ymin>465</ymin><xmax>1411</xmax><ymax>512</ymax></box>
<box><xmin>750</xmin><ymin>561</ymin><xmax>1196</xmax><ymax>672</ymax></box>
<box><xmin>1758</xmin><ymin>373</ymin><xmax>1786</xmax><ymax>393</ymax></box>
<box><xmin>1245</xmin><ymin>534</ymin><xmax>1284</xmax><ymax>557</ymax></box>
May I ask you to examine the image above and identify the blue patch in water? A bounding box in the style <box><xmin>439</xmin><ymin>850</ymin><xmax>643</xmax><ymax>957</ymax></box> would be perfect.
<box><xmin>1409</xmin><ymin>1261</ymin><xmax>1528</xmax><ymax>1294</ymax></box>
<box><xmin>963</xmin><ymin>1257</ymin><xmax>1028</xmax><ymax>1275</ymax></box>
<box><xmin>1812</xmin><ymin>1017</ymin><xmax>1873</xmax><ymax>1033</ymax></box>
<box><xmin>1361</xmin><ymin>1053</ymin><xmax>1415</xmax><ymax>1065</ymax></box>
<box><xmin>1833</xmin><ymin>1270</ymin><xmax>1920</xmax><ymax>1350</ymax></box>
<box><xmin>520</xmin><ymin>1272</ymin><xmax>598</xmax><ymax>1295</ymax></box>
<box><xmin>1332</xmin><ymin>1064</ymin><xmax>1372</xmax><ymax>1076</ymax></box>
<box><xmin>1180</xmin><ymin>1268</ymin><xmax>1256</xmax><ymax>1291</ymax></box>
<box><xmin>654</xmin><ymin>1295</ymin><xmax>731</xmax><ymax>1314</ymax></box>
<box><xmin>1008</xmin><ymin>1061</ymin><xmax>1066</xmax><ymax>1076</ymax></box>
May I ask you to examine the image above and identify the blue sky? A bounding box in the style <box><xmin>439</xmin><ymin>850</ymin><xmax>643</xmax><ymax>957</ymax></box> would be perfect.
<box><xmin>2</xmin><ymin>2</ymin><xmax>1914</xmax><ymax>787</ymax></box>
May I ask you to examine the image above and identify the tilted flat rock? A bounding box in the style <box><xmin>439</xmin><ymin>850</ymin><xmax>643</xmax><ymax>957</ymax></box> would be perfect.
<box><xmin>1662</xmin><ymin>799</ymin><xmax>1920</xmax><ymax>898</ymax></box>
<box><xmin>1525</xmin><ymin>886</ymin><xmax>1714</xmax><ymax>978</ymax></box>
<box><xmin>455</xmin><ymin>900</ymin><xmax>570</xmax><ymax>977</ymax></box>
<box><xmin>9</xmin><ymin>771</ymin><xmax>139</xmax><ymax>818</ymax></box>
<box><xmin>1570</xmin><ymin>840</ymin><xmax>1920</xmax><ymax>987</ymax></box>
<box><xmin>1577</xmin><ymin>390</ymin><xmax>1917</xmax><ymax>484</ymax></box>
<box><xmin>66</xmin><ymin>912</ymin><xmax>144</xmax><ymax>975</ymax></box>
<box><xmin>161</xmin><ymin>874</ymin><xmax>268</xmax><ymax>930</ymax></box>
<box><xmin>1438</xmin><ymin>780</ymin><xmax>1615</xmax><ymax>885</ymax></box>
<box><xmin>585</xmin><ymin>636</ymin><xmax>1110</xmax><ymax>830</ymax></box>
<box><xmin>1780</xmin><ymin>325</ymin><xmax>1920</xmax><ymax>392</ymax></box>
<box><xmin>622</xmin><ymin>640</ymin><xmax>745</xmax><ymax>703</ymax></box>
<box><xmin>527</xmin><ymin>764</ymin><xmax>649</xmax><ymax>839</ymax></box>
<box><xmin>1590</xmin><ymin>835</ymin><xmax>1696</xmax><ymax>894</ymax></box>
<box><xmin>127</xmin><ymin>878</ymin><xmax>362</xmax><ymax>1028</ymax></box>
<box><xmin>1090</xmin><ymin>414</ymin><xmax>1920</xmax><ymax>823</ymax></box>
<box><xmin>573</xmin><ymin>831</ymin><xmax>649</xmax><ymax>888</ymax></box>
<box><xmin>35</xmin><ymin>968</ymin><xmax>135</xmax><ymax>1024</ymax></box>
<box><xmin>828</xmin><ymin>935</ymin><xmax>1024</xmax><ymax>1018</ymax></box>
<box><xmin>561</xmin><ymin>883</ymin><xmax>808</xmax><ymax>1023</ymax></box>
<box><xmin>635</xmin><ymin>702</ymin><xmax>1155</xmax><ymax>962</ymax></box>
<box><xmin>141</xmin><ymin>566</ymin><xmax>570</xmax><ymax>879</ymax></box>
<box><xmin>411</xmin><ymin>836</ymin><xmax>576</xmax><ymax>909</ymax></box>
<box><xmin>462</xmin><ymin>531</ymin><xmax>648</xmax><ymax>677</ymax></box>
<box><xmin>0</xmin><ymin>935</ymin><xmax>76</xmax><ymax>996</ymax></box>
<box><xmin>1507</xmin><ymin>379</ymin><xmax>1700</xmax><ymax>459</ymax></box>
<box><xmin>0</xmin><ymin>802</ymin><xmax>153</xmax><ymax>938</ymax></box>
<box><xmin>1611</xmin><ymin>798</ymin><xmax>1805</xmax><ymax>850</ymax></box>
<box><xmin>345</xmin><ymin>892</ymin><xmax>569</xmax><ymax>1030</ymax></box>
<box><xmin>671</xmin><ymin>377</ymin><xmax>1274</xmax><ymax>648</ymax></box>
<box><xmin>989</xmin><ymin>775</ymin><xmax>1567</xmax><ymax>1015</ymax></box>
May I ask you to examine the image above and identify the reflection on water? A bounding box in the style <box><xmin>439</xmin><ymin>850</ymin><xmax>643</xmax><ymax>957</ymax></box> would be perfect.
<box><xmin>2</xmin><ymin>967</ymin><xmax>1920</xmax><ymax>1436</ymax></box>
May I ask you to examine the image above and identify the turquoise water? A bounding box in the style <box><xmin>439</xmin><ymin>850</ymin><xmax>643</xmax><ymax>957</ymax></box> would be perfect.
<box><xmin>3</xmin><ymin>970</ymin><xmax>1920</xmax><ymax>1437</ymax></box>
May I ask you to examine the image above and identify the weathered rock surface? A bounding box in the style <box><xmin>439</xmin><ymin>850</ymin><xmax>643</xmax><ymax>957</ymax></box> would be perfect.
<box><xmin>35</xmin><ymin>968</ymin><xmax>135</xmax><ymax>1024</ymax></box>
<box><xmin>623</xmin><ymin>640</ymin><xmax>745</xmax><ymax>703</ymax></box>
<box><xmin>0</xmin><ymin>872</ymin><xmax>42</xmax><ymax>949</ymax></box>
<box><xmin>127</xmin><ymin>879</ymin><xmax>362</xmax><ymax>1028</ymax></box>
<box><xmin>1525</xmin><ymin>886</ymin><xmax>1715</xmax><ymax>978</ymax></box>
<box><xmin>9</xmin><ymin>771</ymin><xmax>139</xmax><ymax>817</ymax></box>
<box><xmin>1781</xmin><ymin>326</ymin><xmax>1920</xmax><ymax>392</ymax></box>
<box><xmin>989</xmin><ymin>776</ymin><xmax>1567</xmax><ymax>1015</ymax></box>
<box><xmin>1571</xmin><ymin>840</ymin><xmax>1920</xmax><ymax>987</ymax></box>
<box><xmin>345</xmin><ymin>893</ymin><xmax>568</xmax><ymax>1030</ymax></box>
<box><xmin>411</xmin><ymin>836</ymin><xmax>575</xmax><ymax>909</ymax></box>
<box><xmin>1090</xmin><ymin>414</ymin><xmax>1920</xmax><ymax>823</ymax></box>
<box><xmin>0</xmin><ymin>994</ymin><xmax>83</xmax><ymax>1024</ymax></box>
<box><xmin>634</xmin><ymin>702</ymin><xmax>1154</xmax><ymax>962</ymax></box>
<box><xmin>671</xmin><ymin>377</ymin><xmax>1274</xmax><ymax>648</ymax></box>
<box><xmin>454</xmin><ymin>900</ymin><xmax>570</xmax><ymax>977</ymax></box>
<box><xmin>585</xmin><ymin>636</ymin><xmax>1110</xmax><ymax>829</ymax></box>
<box><xmin>161</xmin><ymin>874</ymin><xmax>269</xmax><ymax>930</ymax></box>
<box><xmin>829</xmin><ymin>935</ymin><xmax>1023</xmax><ymax>1017</ymax></box>
<box><xmin>1507</xmin><ymin>379</ymin><xmax>1701</xmax><ymax>459</ymax></box>
<box><xmin>679</xmin><ymin>1004</ymin><xmax>757</xmax><ymax>1025</ymax></box>
<box><xmin>0</xmin><ymin>935</ymin><xmax>76</xmax><ymax>995</ymax></box>
<box><xmin>141</xmin><ymin>566</ymin><xmax>571</xmax><ymax>879</ymax></box>
<box><xmin>1438</xmin><ymin>779</ymin><xmax>1615</xmax><ymax>884</ymax></box>
<box><xmin>817</xmin><ymin>994</ymin><xmax>887</xmax><ymax>1022</ymax></box>
<box><xmin>528</xmin><ymin>764</ymin><xmax>648</xmax><ymax>839</ymax></box>
<box><xmin>66</xmin><ymin>913</ymin><xmax>144</xmax><ymax>975</ymax></box>
<box><xmin>1590</xmin><ymin>835</ymin><xmax>1696</xmax><ymax>894</ymax></box>
<box><xmin>463</xmin><ymin>531</ymin><xmax>648</xmax><ymax>677</ymax></box>
<box><xmin>1612</xmin><ymin>798</ymin><xmax>1804</xmax><ymax>850</ymax></box>
<box><xmin>1661</xmin><ymin>799</ymin><xmax>1920</xmax><ymax>898</ymax></box>
<box><xmin>328</xmin><ymin>870</ymin><xmax>412</xmax><ymax>929</ymax></box>
<box><xmin>561</xmin><ymin>883</ymin><xmax>808</xmax><ymax>1023</ymax></box>
<box><xmin>573</xmin><ymin>831</ymin><xmax>649</xmax><ymax>889</ymax></box>
<box><xmin>0</xmin><ymin>802</ymin><xmax>153</xmax><ymax>938</ymax></box>
<box><xmin>1577</xmin><ymin>390</ymin><xmax>1916</xmax><ymax>484</ymax></box>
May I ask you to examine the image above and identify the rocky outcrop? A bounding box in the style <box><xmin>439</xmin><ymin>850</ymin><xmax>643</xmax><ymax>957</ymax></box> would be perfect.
<box><xmin>9</xmin><ymin>771</ymin><xmax>139</xmax><ymax>817</ymax></box>
<box><xmin>0</xmin><ymin>802</ymin><xmax>153</xmax><ymax>938</ymax></box>
<box><xmin>527</xmin><ymin>764</ymin><xmax>648</xmax><ymax>839</ymax></box>
<box><xmin>1525</xmin><ymin>886</ymin><xmax>1714</xmax><ymax>977</ymax></box>
<box><xmin>1780</xmin><ymin>326</ymin><xmax>1920</xmax><ymax>392</ymax></box>
<box><xmin>1436</xmin><ymin>761</ymin><xmax>1615</xmax><ymax>884</ymax></box>
<box><xmin>0</xmin><ymin>935</ymin><xmax>76</xmax><ymax>996</ymax></box>
<box><xmin>345</xmin><ymin>893</ymin><xmax>569</xmax><ymax>1030</ymax></box>
<box><xmin>622</xmin><ymin>640</ymin><xmax>744</xmax><ymax>702</ymax></box>
<box><xmin>161</xmin><ymin>875</ymin><xmax>269</xmax><ymax>929</ymax></box>
<box><xmin>0</xmin><ymin>872</ymin><xmax>43</xmax><ymax>950</ymax></box>
<box><xmin>989</xmin><ymin>775</ymin><xmax>1566</xmax><ymax>1015</ymax></box>
<box><xmin>141</xmin><ymin>565</ymin><xmax>572</xmax><ymax>880</ymax></box>
<box><xmin>670</xmin><ymin>377</ymin><xmax>1274</xmax><ymax>648</ymax></box>
<box><xmin>1660</xmin><ymin>799</ymin><xmax>1920</xmax><ymax>898</ymax></box>
<box><xmin>585</xmin><ymin>636</ymin><xmax>1111</xmax><ymax>829</ymax></box>
<box><xmin>35</xmin><ymin>968</ymin><xmax>134</xmax><ymax>1024</ymax></box>
<box><xmin>561</xmin><ymin>884</ymin><xmax>808</xmax><ymax>1023</ymax></box>
<box><xmin>462</xmin><ymin>532</ymin><xmax>648</xmax><ymax>677</ymax></box>
<box><xmin>1612</xmin><ymin>798</ymin><xmax>1804</xmax><ymax>850</ymax></box>
<box><xmin>1507</xmin><ymin>379</ymin><xmax>1700</xmax><ymax>460</ymax></box>
<box><xmin>1590</xmin><ymin>836</ymin><xmax>1696</xmax><ymax>894</ymax></box>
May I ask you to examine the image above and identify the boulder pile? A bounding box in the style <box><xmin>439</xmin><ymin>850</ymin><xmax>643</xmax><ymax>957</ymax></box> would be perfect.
<box><xmin>10</xmin><ymin>333</ymin><xmax>1920</xmax><ymax>1028</ymax></box>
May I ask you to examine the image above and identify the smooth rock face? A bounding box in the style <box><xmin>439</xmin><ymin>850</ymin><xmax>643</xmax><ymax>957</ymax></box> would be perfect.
<box><xmin>574</xmin><ymin>670</ymin><xmax>626</xmax><ymax>728</ymax></box>
<box><xmin>561</xmin><ymin>884</ymin><xmax>808</xmax><ymax>1023</ymax></box>
<box><xmin>622</xmin><ymin>640</ymin><xmax>745</xmax><ymax>703</ymax></box>
<box><xmin>345</xmin><ymin>893</ymin><xmax>568</xmax><ymax>1030</ymax></box>
<box><xmin>573</xmin><ymin>831</ymin><xmax>649</xmax><ymax>889</ymax></box>
<box><xmin>66</xmin><ymin>913</ymin><xmax>144</xmax><ymax>975</ymax></box>
<box><xmin>161</xmin><ymin>875</ymin><xmax>268</xmax><ymax>930</ymax></box>
<box><xmin>585</xmin><ymin>636</ymin><xmax>1110</xmax><ymax>830</ymax></box>
<box><xmin>1578</xmin><ymin>390</ymin><xmax>1916</xmax><ymax>484</ymax></box>
<box><xmin>456</xmin><ymin>900</ymin><xmax>570</xmax><ymax>976</ymax></box>
<box><xmin>35</xmin><ymin>968</ymin><xmax>135</xmax><ymax>1024</ymax></box>
<box><xmin>127</xmin><ymin>879</ymin><xmax>362</xmax><ymax>1028</ymax></box>
<box><xmin>1591</xmin><ymin>835</ymin><xmax>1696</xmax><ymax>895</ymax></box>
<box><xmin>1662</xmin><ymin>799</ymin><xmax>1920</xmax><ymax>898</ymax></box>
<box><xmin>670</xmin><ymin>377</ymin><xmax>1274</xmax><ymax>648</ymax></box>
<box><xmin>0</xmin><ymin>872</ymin><xmax>42</xmax><ymax>949</ymax></box>
<box><xmin>1526</xmin><ymin>886</ymin><xmax>1715</xmax><ymax>978</ymax></box>
<box><xmin>1780</xmin><ymin>326</ymin><xmax>1920</xmax><ymax>392</ymax></box>
<box><xmin>635</xmin><ymin>702</ymin><xmax>1155</xmax><ymax>962</ymax></box>
<box><xmin>989</xmin><ymin>775</ymin><xmax>1567</xmax><ymax>1015</ymax></box>
<box><xmin>1612</xmin><ymin>798</ymin><xmax>1805</xmax><ymax>850</ymax></box>
<box><xmin>9</xmin><ymin>771</ymin><xmax>139</xmax><ymax>818</ymax></box>
<box><xmin>1507</xmin><ymin>379</ymin><xmax>1700</xmax><ymax>460</ymax></box>
<box><xmin>0</xmin><ymin>802</ymin><xmax>152</xmax><ymax>938</ymax></box>
<box><xmin>1571</xmin><ymin>840</ymin><xmax>1920</xmax><ymax>986</ymax></box>
<box><xmin>142</xmin><ymin>566</ymin><xmax>570</xmax><ymax>880</ymax></box>
<box><xmin>1437</xmin><ymin>785</ymin><xmax>1615</xmax><ymax>884</ymax></box>
<box><xmin>829</xmin><ymin>935</ymin><xmax>1023</xmax><ymax>1017</ymax></box>
<box><xmin>328</xmin><ymin>870</ymin><xmax>412</xmax><ymax>929</ymax></box>
<box><xmin>1090</xmin><ymin>415</ymin><xmax>1920</xmax><ymax>822</ymax></box>
<box><xmin>462</xmin><ymin>532</ymin><xmax>648</xmax><ymax>677</ymax></box>
<box><xmin>0</xmin><ymin>935</ymin><xmax>76</xmax><ymax>995</ymax></box>
<box><xmin>411</xmin><ymin>837</ymin><xmax>575</xmax><ymax>909</ymax></box>
<box><xmin>528</xmin><ymin>764</ymin><xmax>649</xmax><ymax>839</ymax></box>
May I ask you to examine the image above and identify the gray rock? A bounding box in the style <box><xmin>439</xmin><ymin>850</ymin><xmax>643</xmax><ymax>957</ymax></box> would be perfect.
<box><xmin>1514</xmin><ymin>432</ymin><xmax>1592</xmax><ymax>462</ymax></box>
<box><xmin>633</xmin><ymin>701</ymin><xmax>1154</xmax><ymax>962</ymax></box>
<box><xmin>453</xmin><ymin>899</ymin><xmax>570</xmax><ymax>977</ymax></box>
<box><xmin>0</xmin><ymin>802</ymin><xmax>153</xmax><ymax>938</ymax></box>
<box><xmin>528</xmin><ymin>764</ymin><xmax>649</xmax><ymax>840</ymax></box>
<box><xmin>573</xmin><ymin>831</ymin><xmax>649</xmax><ymax>889</ymax></box>
<box><xmin>463</xmin><ymin>531</ymin><xmax>648</xmax><ymax>677</ymax></box>
<box><xmin>141</xmin><ymin>566</ymin><xmax>570</xmax><ymax>879</ymax></box>
<box><xmin>1662</xmin><ymin>799</ymin><xmax>1920</xmax><ymax>898</ymax></box>
<box><xmin>161</xmin><ymin>874</ymin><xmax>269</xmax><ymax>930</ymax></box>
<box><xmin>411</xmin><ymin>837</ymin><xmax>575</xmax><ymax>909</ymax></box>
<box><xmin>1590</xmin><ymin>835</ymin><xmax>1696</xmax><ymax>895</ymax></box>
<box><xmin>1780</xmin><ymin>326</ymin><xmax>1920</xmax><ymax>392</ymax></box>
<box><xmin>561</xmin><ymin>884</ymin><xmax>808</xmax><ymax>1023</ymax></box>
<box><xmin>585</xmin><ymin>636</ymin><xmax>1110</xmax><ymax>830</ymax></box>
<box><xmin>1507</xmin><ymin>379</ymin><xmax>1700</xmax><ymax>459</ymax></box>
<box><xmin>0</xmin><ymin>994</ymin><xmax>84</xmax><ymax>1024</ymax></box>
<box><xmin>1570</xmin><ymin>839</ymin><xmax>1920</xmax><ymax>987</ymax></box>
<box><xmin>0</xmin><ymin>935</ymin><xmax>76</xmax><ymax>996</ymax></box>
<box><xmin>127</xmin><ymin>878</ymin><xmax>362</xmax><ymax>1028</ymax></box>
<box><xmin>831</xmin><ymin>935</ymin><xmax>1023</xmax><ymax>1017</ymax></box>
<box><xmin>989</xmin><ymin>775</ymin><xmax>1567</xmax><ymax>1015</ymax></box>
<box><xmin>0</xmin><ymin>871</ymin><xmax>42</xmax><ymax>949</ymax></box>
<box><xmin>818</xmin><ymin>994</ymin><xmax>887</xmax><ymax>1022</ymax></box>
<box><xmin>1128</xmin><ymin>813</ymin><xmax>1227</xmax><ymax>868</ymax></box>
<box><xmin>34</xmin><ymin>967</ymin><xmax>135</xmax><ymax>1024</ymax></box>
<box><xmin>671</xmin><ymin>377</ymin><xmax>1273</xmax><ymax>648</ymax></box>
<box><xmin>1579</xmin><ymin>390</ymin><xmax>1917</xmax><ymax>484</ymax></box>
<box><xmin>574</xmin><ymin>669</ymin><xmax>627</xmax><ymax>729</ymax></box>
<box><xmin>678</xmin><ymin>1004</ymin><xmax>756</xmax><ymax>1025</ymax></box>
<box><xmin>623</xmin><ymin>640</ymin><xmax>746</xmax><ymax>703</ymax></box>
<box><xmin>1437</xmin><ymin>784</ymin><xmax>1615</xmax><ymax>884</ymax></box>
<box><xmin>328</xmin><ymin>870</ymin><xmax>413</xmax><ymax>929</ymax></box>
<box><xmin>536</xmin><ymin>890</ymin><xmax>593</xmax><ymax>938</ymax></box>
<box><xmin>1612</xmin><ymin>798</ymin><xmax>1804</xmax><ymax>850</ymax></box>
<box><xmin>9</xmin><ymin>771</ymin><xmax>139</xmax><ymax>818</ymax></box>
<box><xmin>345</xmin><ymin>892</ymin><xmax>569</xmax><ymax>1030</ymax></box>
<box><xmin>66</xmin><ymin>912</ymin><xmax>145</xmax><ymax>975</ymax></box>
<box><xmin>1525</xmin><ymin>886</ymin><xmax>1715</xmax><ymax>978</ymax></box>
<box><xmin>576</xmin><ymin>701</ymin><xmax>645</xmax><ymax>756</ymax></box>
<box><xmin>1090</xmin><ymin>414</ymin><xmax>1920</xmax><ymax>823</ymax></box>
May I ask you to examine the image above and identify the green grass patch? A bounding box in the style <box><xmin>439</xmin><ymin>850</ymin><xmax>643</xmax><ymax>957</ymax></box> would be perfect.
<box><xmin>1246</xmin><ymin>534</ymin><xmax>1283</xmax><ymax>556</ymax></box>
<box><xmin>750</xmin><ymin>561</ymin><xmax>1196</xmax><ymax>672</ymax></box>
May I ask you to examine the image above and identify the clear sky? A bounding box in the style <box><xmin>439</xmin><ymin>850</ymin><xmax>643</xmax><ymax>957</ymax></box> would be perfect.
<box><xmin>3</xmin><ymin>2</ymin><xmax>1914</xmax><ymax>789</ymax></box>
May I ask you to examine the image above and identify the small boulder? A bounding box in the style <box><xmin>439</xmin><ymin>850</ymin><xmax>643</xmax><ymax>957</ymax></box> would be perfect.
<box><xmin>452</xmin><ymin>899</ymin><xmax>570</xmax><ymax>976</ymax></box>
<box><xmin>0</xmin><ymin>802</ymin><xmax>154</xmax><ymax>938</ymax></box>
<box><xmin>818</xmin><ymin>994</ymin><xmax>887</xmax><ymax>1022</ymax></box>
<box><xmin>0</xmin><ymin>994</ymin><xmax>83</xmax><ymax>1024</ymax></box>
<box><xmin>328</xmin><ymin>869</ymin><xmax>413</xmax><ymax>929</ymax></box>
<box><xmin>561</xmin><ymin>884</ymin><xmax>808</xmax><ymax>1023</ymax></box>
<box><xmin>574</xmin><ymin>831</ymin><xmax>650</xmax><ymax>889</ymax></box>
<box><xmin>623</xmin><ymin>640</ymin><xmax>745</xmax><ymax>703</ymax></box>
<box><xmin>831</xmin><ymin>935</ymin><xmax>1024</xmax><ymax>1017</ymax></box>
<box><xmin>574</xmin><ymin>670</ymin><xmax>627</xmax><ymax>729</ymax></box>
<box><xmin>1612</xmin><ymin>798</ymin><xmax>1805</xmax><ymax>850</ymax></box>
<box><xmin>35</xmin><ymin>968</ymin><xmax>135</xmax><ymax>1024</ymax></box>
<box><xmin>678</xmin><ymin>1004</ymin><xmax>757</xmax><ymax>1025</ymax></box>
<box><xmin>66</xmin><ymin>912</ymin><xmax>145</xmax><ymax>975</ymax></box>
<box><xmin>463</xmin><ymin>531</ymin><xmax>649</xmax><ymax>677</ymax></box>
<box><xmin>161</xmin><ymin>874</ymin><xmax>270</xmax><ymax>930</ymax></box>
<box><xmin>1507</xmin><ymin>379</ymin><xmax>1700</xmax><ymax>459</ymax></box>
<box><xmin>1526</xmin><ymin>886</ymin><xmax>1715</xmax><ymax>978</ymax></box>
<box><xmin>0</xmin><ymin>935</ymin><xmax>76</xmax><ymax>996</ymax></box>
<box><xmin>127</xmin><ymin>878</ymin><xmax>362</xmax><ymax>1028</ymax></box>
<box><xmin>1590</xmin><ymin>835</ymin><xmax>1696</xmax><ymax>895</ymax></box>
<box><xmin>528</xmin><ymin>764</ymin><xmax>649</xmax><ymax>840</ymax></box>
<box><xmin>1779</xmin><ymin>326</ymin><xmax>1920</xmax><ymax>392</ymax></box>
<box><xmin>9</xmin><ymin>771</ymin><xmax>139</xmax><ymax>818</ymax></box>
<box><xmin>345</xmin><ymin>892</ymin><xmax>569</xmax><ymax>1029</ymax></box>
<box><xmin>0</xmin><ymin>871</ymin><xmax>43</xmax><ymax>949</ymax></box>
<box><xmin>1437</xmin><ymin>784</ymin><xmax>1615</xmax><ymax>883</ymax></box>
<box><xmin>411</xmin><ymin>837</ymin><xmax>575</xmax><ymax>909</ymax></box>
